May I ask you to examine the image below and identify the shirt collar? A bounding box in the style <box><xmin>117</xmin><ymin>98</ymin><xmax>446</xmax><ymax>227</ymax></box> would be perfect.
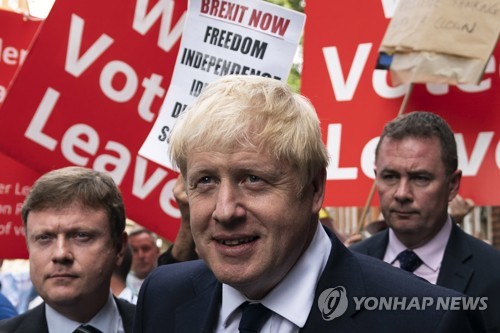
<box><xmin>385</xmin><ymin>216</ymin><xmax>453</xmax><ymax>272</ymax></box>
<box><xmin>45</xmin><ymin>292</ymin><xmax>123</xmax><ymax>333</ymax></box>
<box><xmin>220</xmin><ymin>222</ymin><xmax>332</xmax><ymax>328</ymax></box>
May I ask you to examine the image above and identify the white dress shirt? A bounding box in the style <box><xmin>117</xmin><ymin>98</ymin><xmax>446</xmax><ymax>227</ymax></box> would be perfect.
<box><xmin>125</xmin><ymin>272</ymin><xmax>143</xmax><ymax>299</ymax></box>
<box><xmin>118</xmin><ymin>286</ymin><xmax>137</xmax><ymax>304</ymax></box>
<box><xmin>384</xmin><ymin>216</ymin><xmax>453</xmax><ymax>284</ymax></box>
<box><xmin>45</xmin><ymin>292</ymin><xmax>124</xmax><ymax>333</ymax></box>
<box><xmin>215</xmin><ymin>222</ymin><xmax>332</xmax><ymax>333</ymax></box>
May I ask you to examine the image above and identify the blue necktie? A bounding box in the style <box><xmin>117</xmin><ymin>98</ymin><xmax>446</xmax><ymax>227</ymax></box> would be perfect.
<box><xmin>73</xmin><ymin>325</ymin><xmax>102</xmax><ymax>333</ymax></box>
<box><xmin>238</xmin><ymin>302</ymin><xmax>273</xmax><ymax>333</ymax></box>
<box><xmin>397</xmin><ymin>249</ymin><xmax>423</xmax><ymax>273</ymax></box>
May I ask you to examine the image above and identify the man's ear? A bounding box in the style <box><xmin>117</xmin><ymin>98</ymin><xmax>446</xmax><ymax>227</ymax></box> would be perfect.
<box><xmin>116</xmin><ymin>232</ymin><xmax>128</xmax><ymax>266</ymax></box>
<box><xmin>448</xmin><ymin>169</ymin><xmax>462</xmax><ymax>202</ymax></box>
<box><xmin>311</xmin><ymin>168</ymin><xmax>326</xmax><ymax>214</ymax></box>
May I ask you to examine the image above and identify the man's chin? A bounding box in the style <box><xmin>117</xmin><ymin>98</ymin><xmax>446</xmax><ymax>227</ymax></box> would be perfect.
<box><xmin>391</xmin><ymin>221</ymin><xmax>422</xmax><ymax>235</ymax></box>
<box><xmin>44</xmin><ymin>293</ymin><xmax>79</xmax><ymax>307</ymax></box>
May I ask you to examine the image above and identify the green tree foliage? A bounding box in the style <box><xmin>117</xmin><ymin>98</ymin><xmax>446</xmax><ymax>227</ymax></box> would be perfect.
<box><xmin>266</xmin><ymin>0</ymin><xmax>304</xmax><ymax>12</ymax></box>
<box><xmin>265</xmin><ymin>0</ymin><xmax>304</xmax><ymax>92</ymax></box>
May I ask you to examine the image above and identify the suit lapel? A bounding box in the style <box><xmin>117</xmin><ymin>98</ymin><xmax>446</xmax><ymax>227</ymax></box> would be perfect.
<box><xmin>301</xmin><ymin>236</ymin><xmax>366</xmax><ymax>332</ymax></box>
<box><xmin>370</xmin><ymin>222</ymin><xmax>474</xmax><ymax>293</ymax></box>
<box><xmin>177</xmin><ymin>237</ymin><xmax>371</xmax><ymax>333</ymax></box>
<box><xmin>15</xmin><ymin>303</ymin><xmax>49</xmax><ymax>333</ymax></box>
<box><xmin>175</xmin><ymin>266</ymin><xmax>221</xmax><ymax>333</ymax></box>
<box><xmin>436</xmin><ymin>223</ymin><xmax>474</xmax><ymax>293</ymax></box>
<box><xmin>115</xmin><ymin>297</ymin><xmax>136</xmax><ymax>333</ymax></box>
<box><xmin>364</xmin><ymin>229</ymin><xmax>389</xmax><ymax>259</ymax></box>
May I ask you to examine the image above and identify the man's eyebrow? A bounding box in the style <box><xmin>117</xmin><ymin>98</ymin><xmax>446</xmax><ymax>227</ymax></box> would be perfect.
<box><xmin>378</xmin><ymin>167</ymin><xmax>398</xmax><ymax>173</ymax></box>
<box><xmin>407</xmin><ymin>170</ymin><xmax>433</xmax><ymax>176</ymax></box>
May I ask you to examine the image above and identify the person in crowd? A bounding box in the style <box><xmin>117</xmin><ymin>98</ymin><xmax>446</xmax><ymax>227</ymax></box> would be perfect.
<box><xmin>126</xmin><ymin>228</ymin><xmax>160</xmax><ymax>298</ymax></box>
<box><xmin>133</xmin><ymin>75</ymin><xmax>486</xmax><ymax>332</ymax></box>
<box><xmin>111</xmin><ymin>245</ymin><xmax>137</xmax><ymax>304</ymax></box>
<box><xmin>0</xmin><ymin>291</ymin><xmax>17</xmax><ymax>320</ymax></box>
<box><xmin>0</xmin><ymin>166</ymin><xmax>135</xmax><ymax>332</ymax></box>
<box><xmin>0</xmin><ymin>259</ymin><xmax>38</xmax><ymax>314</ymax></box>
<box><xmin>350</xmin><ymin>111</ymin><xmax>500</xmax><ymax>332</ymax></box>
<box><xmin>158</xmin><ymin>175</ymin><xmax>198</xmax><ymax>266</ymax></box>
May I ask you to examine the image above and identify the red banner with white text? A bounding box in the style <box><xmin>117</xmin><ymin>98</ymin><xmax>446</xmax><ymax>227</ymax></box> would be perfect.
<box><xmin>0</xmin><ymin>9</ymin><xmax>41</xmax><ymax>107</ymax></box>
<box><xmin>302</xmin><ymin>1</ymin><xmax>500</xmax><ymax>207</ymax></box>
<box><xmin>0</xmin><ymin>9</ymin><xmax>42</xmax><ymax>258</ymax></box>
<box><xmin>0</xmin><ymin>154</ymin><xmax>40</xmax><ymax>259</ymax></box>
<box><xmin>0</xmin><ymin>0</ymin><xmax>187</xmax><ymax>246</ymax></box>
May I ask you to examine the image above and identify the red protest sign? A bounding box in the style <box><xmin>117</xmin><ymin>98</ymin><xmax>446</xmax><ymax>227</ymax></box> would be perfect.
<box><xmin>0</xmin><ymin>0</ymin><xmax>187</xmax><ymax>241</ymax></box>
<box><xmin>0</xmin><ymin>9</ymin><xmax>42</xmax><ymax>258</ymax></box>
<box><xmin>0</xmin><ymin>9</ymin><xmax>41</xmax><ymax>107</ymax></box>
<box><xmin>0</xmin><ymin>154</ymin><xmax>39</xmax><ymax>259</ymax></box>
<box><xmin>302</xmin><ymin>1</ymin><xmax>500</xmax><ymax>207</ymax></box>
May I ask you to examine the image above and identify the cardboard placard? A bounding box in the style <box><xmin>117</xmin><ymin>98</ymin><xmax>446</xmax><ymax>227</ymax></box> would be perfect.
<box><xmin>379</xmin><ymin>0</ymin><xmax>500</xmax><ymax>85</ymax></box>
<box><xmin>302</xmin><ymin>0</ymin><xmax>500</xmax><ymax>207</ymax></box>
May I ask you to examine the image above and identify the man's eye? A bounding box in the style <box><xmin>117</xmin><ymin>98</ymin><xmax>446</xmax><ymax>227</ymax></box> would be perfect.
<box><xmin>36</xmin><ymin>234</ymin><xmax>51</xmax><ymax>242</ymax></box>
<box><xmin>381</xmin><ymin>174</ymin><xmax>398</xmax><ymax>184</ymax></box>
<box><xmin>247</xmin><ymin>175</ymin><xmax>261</xmax><ymax>183</ymax></box>
<box><xmin>413</xmin><ymin>176</ymin><xmax>431</xmax><ymax>186</ymax></box>
<box><xmin>198</xmin><ymin>176</ymin><xmax>213</xmax><ymax>185</ymax></box>
<box><xmin>74</xmin><ymin>232</ymin><xmax>91</xmax><ymax>240</ymax></box>
<box><xmin>194</xmin><ymin>176</ymin><xmax>214</xmax><ymax>187</ymax></box>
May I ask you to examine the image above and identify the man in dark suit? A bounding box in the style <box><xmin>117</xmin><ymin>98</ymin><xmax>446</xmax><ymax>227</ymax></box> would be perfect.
<box><xmin>133</xmin><ymin>76</ymin><xmax>486</xmax><ymax>333</ymax></box>
<box><xmin>350</xmin><ymin>111</ymin><xmax>500</xmax><ymax>332</ymax></box>
<box><xmin>0</xmin><ymin>167</ymin><xmax>135</xmax><ymax>333</ymax></box>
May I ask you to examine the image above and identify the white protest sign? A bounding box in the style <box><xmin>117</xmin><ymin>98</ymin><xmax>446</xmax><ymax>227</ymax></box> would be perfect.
<box><xmin>139</xmin><ymin>0</ymin><xmax>305</xmax><ymax>169</ymax></box>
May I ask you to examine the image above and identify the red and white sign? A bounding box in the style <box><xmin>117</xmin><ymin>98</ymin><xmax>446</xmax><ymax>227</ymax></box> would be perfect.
<box><xmin>0</xmin><ymin>155</ymin><xmax>39</xmax><ymax>259</ymax></box>
<box><xmin>0</xmin><ymin>9</ymin><xmax>42</xmax><ymax>258</ymax></box>
<box><xmin>0</xmin><ymin>10</ymin><xmax>41</xmax><ymax>107</ymax></box>
<box><xmin>302</xmin><ymin>1</ymin><xmax>500</xmax><ymax>207</ymax></box>
<box><xmin>0</xmin><ymin>0</ymin><xmax>188</xmax><ymax>242</ymax></box>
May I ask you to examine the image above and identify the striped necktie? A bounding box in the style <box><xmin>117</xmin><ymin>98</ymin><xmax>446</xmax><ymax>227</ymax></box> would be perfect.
<box><xmin>238</xmin><ymin>301</ymin><xmax>273</xmax><ymax>333</ymax></box>
<box><xmin>397</xmin><ymin>249</ymin><xmax>423</xmax><ymax>273</ymax></box>
<box><xmin>73</xmin><ymin>325</ymin><xmax>102</xmax><ymax>333</ymax></box>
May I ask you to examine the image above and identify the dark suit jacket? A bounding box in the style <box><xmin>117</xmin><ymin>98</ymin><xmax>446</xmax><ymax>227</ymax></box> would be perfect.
<box><xmin>134</xmin><ymin>234</ymin><xmax>486</xmax><ymax>333</ymax></box>
<box><xmin>350</xmin><ymin>223</ymin><xmax>500</xmax><ymax>332</ymax></box>
<box><xmin>0</xmin><ymin>297</ymin><xmax>135</xmax><ymax>333</ymax></box>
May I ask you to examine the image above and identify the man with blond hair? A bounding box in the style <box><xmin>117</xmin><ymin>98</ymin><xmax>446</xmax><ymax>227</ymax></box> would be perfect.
<box><xmin>134</xmin><ymin>75</ymin><xmax>486</xmax><ymax>333</ymax></box>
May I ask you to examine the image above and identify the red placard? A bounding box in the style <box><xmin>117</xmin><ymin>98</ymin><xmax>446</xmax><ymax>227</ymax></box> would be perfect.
<box><xmin>0</xmin><ymin>10</ymin><xmax>42</xmax><ymax>258</ymax></box>
<box><xmin>0</xmin><ymin>10</ymin><xmax>42</xmax><ymax>107</ymax></box>
<box><xmin>302</xmin><ymin>1</ymin><xmax>500</xmax><ymax>207</ymax></box>
<box><xmin>0</xmin><ymin>154</ymin><xmax>39</xmax><ymax>259</ymax></box>
<box><xmin>0</xmin><ymin>0</ymin><xmax>187</xmax><ymax>242</ymax></box>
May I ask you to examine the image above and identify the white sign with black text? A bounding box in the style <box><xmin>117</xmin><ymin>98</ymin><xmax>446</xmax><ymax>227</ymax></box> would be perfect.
<box><xmin>139</xmin><ymin>0</ymin><xmax>305</xmax><ymax>169</ymax></box>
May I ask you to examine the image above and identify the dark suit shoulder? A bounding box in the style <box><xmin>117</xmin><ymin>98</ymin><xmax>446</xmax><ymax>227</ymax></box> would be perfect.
<box><xmin>348</xmin><ymin>230</ymin><xmax>388</xmax><ymax>259</ymax></box>
<box><xmin>350</xmin><ymin>248</ymin><xmax>486</xmax><ymax>332</ymax></box>
<box><xmin>349</xmin><ymin>232</ymin><xmax>384</xmax><ymax>250</ymax></box>
<box><xmin>460</xmin><ymin>228</ymin><xmax>500</xmax><ymax>260</ymax></box>
<box><xmin>134</xmin><ymin>260</ymin><xmax>217</xmax><ymax>333</ymax></box>
<box><xmin>115</xmin><ymin>297</ymin><xmax>135</xmax><ymax>333</ymax></box>
<box><xmin>142</xmin><ymin>259</ymin><xmax>214</xmax><ymax>295</ymax></box>
<box><xmin>0</xmin><ymin>304</ymin><xmax>47</xmax><ymax>333</ymax></box>
<box><xmin>116</xmin><ymin>297</ymin><xmax>136</xmax><ymax>313</ymax></box>
<box><xmin>307</xmin><ymin>238</ymin><xmax>487</xmax><ymax>332</ymax></box>
<box><xmin>444</xmin><ymin>225</ymin><xmax>500</xmax><ymax>283</ymax></box>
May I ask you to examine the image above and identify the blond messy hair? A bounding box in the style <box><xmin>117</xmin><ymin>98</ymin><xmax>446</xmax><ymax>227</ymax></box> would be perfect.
<box><xmin>169</xmin><ymin>75</ymin><xmax>329</xmax><ymax>192</ymax></box>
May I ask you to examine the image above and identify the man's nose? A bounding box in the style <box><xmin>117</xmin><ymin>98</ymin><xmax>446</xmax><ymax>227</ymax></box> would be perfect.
<box><xmin>52</xmin><ymin>236</ymin><xmax>73</xmax><ymax>263</ymax></box>
<box><xmin>212</xmin><ymin>181</ymin><xmax>246</xmax><ymax>223</ymax></box>
<box><xmin>394</xmin><ymin>179</ymin><xmax>413</xmax><ymax>202</ymax></box>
